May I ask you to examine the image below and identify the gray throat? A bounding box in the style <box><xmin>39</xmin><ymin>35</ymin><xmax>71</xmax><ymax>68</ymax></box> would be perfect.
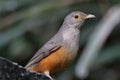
<box><xmin>60</xmin><ymin>26</ymin><xmax>80</xmax><ymax>56</ymax></box>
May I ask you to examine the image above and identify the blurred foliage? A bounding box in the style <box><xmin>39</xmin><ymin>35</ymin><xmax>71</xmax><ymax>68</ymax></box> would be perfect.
<box><xmin>0</xmin><ymin>0</ymin><xmax>120</xmax><ymax>80</ymax></box>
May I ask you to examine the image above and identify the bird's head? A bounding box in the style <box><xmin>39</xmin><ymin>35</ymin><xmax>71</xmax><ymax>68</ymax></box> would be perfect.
<box><xmin>63</xmin><ymin>11</ymin><xmax>95</xmax><ymax>29</ymax></box>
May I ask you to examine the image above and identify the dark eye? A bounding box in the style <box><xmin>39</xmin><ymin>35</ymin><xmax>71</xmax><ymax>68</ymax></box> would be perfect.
<box><xmin>74</xmin><ymin>14</ymin><xmax>80</xmax><ymax>19</ymax></box>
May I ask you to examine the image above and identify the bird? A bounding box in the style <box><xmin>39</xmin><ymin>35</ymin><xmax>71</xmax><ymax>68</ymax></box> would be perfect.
<box><xmin>25</xmin><ymin>11</ymin><xmax>95</xmax><ymax>79</ymax></box>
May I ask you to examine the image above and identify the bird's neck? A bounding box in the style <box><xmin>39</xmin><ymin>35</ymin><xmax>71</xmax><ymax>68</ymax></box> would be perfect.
<box><xmin>58</xmin><ymin>23</ymin><xmax>80</xmax><ymax>41</ymax></box>
<box><xmin>59</xmin><ymin>25</ymin><xmax>80</xmax><ymax>56</ymax></box>
<box><xmin>62</xmin><ymin>27</ymin><xmax>80</xmax><ymax>41</ymax></box>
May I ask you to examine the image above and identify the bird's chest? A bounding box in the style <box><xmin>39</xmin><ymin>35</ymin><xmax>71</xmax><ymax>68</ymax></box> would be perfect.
<box><xmin>62</xmin><ymin>29</ymin><xmax>80</xmax><ymax>56</ymax></box>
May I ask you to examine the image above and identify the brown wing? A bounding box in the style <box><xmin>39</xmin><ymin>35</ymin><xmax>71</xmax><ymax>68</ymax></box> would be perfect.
<box><xmin>25</xmin><ymin>33</ymin><xmax>63</xmax><ymax>68</ymax></box>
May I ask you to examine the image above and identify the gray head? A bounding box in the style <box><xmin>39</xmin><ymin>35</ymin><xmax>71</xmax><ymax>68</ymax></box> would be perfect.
<box><xmin>62</xmin><ymin>11</ymin><xmax>95</xmax><ymax>29</ymax></box>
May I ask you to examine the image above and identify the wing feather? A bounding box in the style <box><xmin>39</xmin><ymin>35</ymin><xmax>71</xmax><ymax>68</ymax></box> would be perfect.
<box><xmin>25</xmin><ymin>33</ymin><xmax>63</xmax><ymax>68</ymax></box>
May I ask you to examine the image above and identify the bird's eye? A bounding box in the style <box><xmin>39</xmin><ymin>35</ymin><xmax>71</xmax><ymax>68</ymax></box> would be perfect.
<box><xmin>74</xmin><ymin>14</ymin><xmax>80</xmax><ymax>19</ymax></box>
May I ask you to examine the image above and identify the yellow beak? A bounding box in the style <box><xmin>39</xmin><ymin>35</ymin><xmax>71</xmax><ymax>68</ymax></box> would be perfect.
<box><xmin>85</xmin><ymin>14</ymin><xmax>95</xmax><ymax>19</ymax></box>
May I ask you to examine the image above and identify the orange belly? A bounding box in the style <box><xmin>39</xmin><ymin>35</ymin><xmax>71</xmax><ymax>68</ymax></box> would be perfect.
<box><xmin>30</xmin><ymin>47</ymin><xmax>74</xmax><ymax>75</ymax></box>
